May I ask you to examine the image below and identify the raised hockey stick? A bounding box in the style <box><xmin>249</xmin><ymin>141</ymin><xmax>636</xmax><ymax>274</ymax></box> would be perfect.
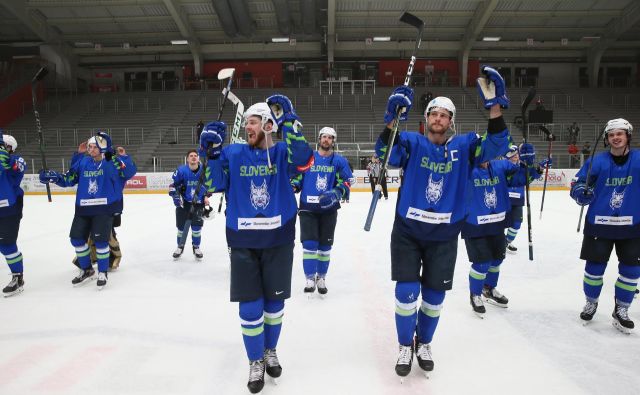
<box><xmin>31</xmin><ymin>66</ymin><xmax>51</xmax><ymax>202</ymax></box>
<box><xmin>364</xmin><ymin>12</ymin><xmax>424</xmax><ymax>232</ymax></box>
<box><xmin>576</xmin><ymin>126</ymin><xmax>606</xmax><ymax>232</ymax></box>
<box><xmin>513</xmin><ymin>87</ymin><xmax>537</xmax><ymax>260</ymax></box>
<box><xmin>538</xmin><ymin>125</ymin><xmax>553</xmax><ymax>219</ymax></box>
<box><xmin>216</xmin><ymin>88</ymin><xmax>245</xmax><ymax>213</ymax></box>
<box><xmin>178</xmin><ymin>68</ymin><xmax>235</xmax><ymax>248</ymax></box>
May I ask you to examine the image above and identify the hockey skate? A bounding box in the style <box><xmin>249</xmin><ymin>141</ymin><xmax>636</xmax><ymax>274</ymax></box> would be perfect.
<box><xmin>72</xmin><ymin>267</ymin><xmax>95</xmax><ymax>286</ymax></box>
<box><xmin>193</xmin><ymin>245</ymin><xmax>203</xmax><ymax>260</ymax></box>
<box><xmin>303</xmin><ymin>277</ymin><xmax>316</xmax><ymax>294</ymax></box>
<box><xmin>3</xmin><ymin>273</ymin><xmax>24</xmax><ymax>297</ymax></box>
<box><xmin>172</xmin><ymin>246</ymin><xmax>184</xmax><ymax>259</ymax></box>
<box><xmin>264</xmin><ymin>348</ymin><xmax>282</xmax><ymax>383</ymax></box>
<box><xmin>506</xmin><ymin>243</ymin><xmax>517</xmax><ymax>254</ymax></box>
<box><xmin>247</xmin><ymin>359</ymin><xmax>265</xmax><ymax>394</ymax></box>
<box><xmin>470</xmin><ymin>293</ymin><xmax>486</xmax><ymax>318</ymax></box>
<box><xmin>482</xmin><ymin>286</ymin><xmax>509</xmax><ymax>308</ymax></box>
<box><xmin>316</xmin><ymin>276</ymin><xmax>328</xmax><ymax>296</ymax></box>
<box><xmin>395</xmin><ymin>343</ymin><xmax>414</xmax><ymax>381</ymax></box>
<box><xmin>414</xmin><ymin>337</ymin><xmax>434</xmax><ymax>377</ymax></box>
<box><xmin>612</xmin><ymin>300</ymin><xmax>634</xmax><ymax>334</ymax></box>
<box><xmin>580</xmin><ymin>300</ymin><xmax>598</xmax><ymax>325</ymax></box>
<box><xmin>97</xmin><ymin>272</ymin><xmax>108</xmax><ymax>290</ymax></box>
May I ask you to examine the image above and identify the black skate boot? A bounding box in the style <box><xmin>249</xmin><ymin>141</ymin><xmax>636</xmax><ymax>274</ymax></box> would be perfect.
<box><xmin>612</xmin><ymin>299</ymin><xmax>634</xmax><ymax>334</ymax></box>
<box><xmin>414</xmin><ymin>336</ymin><xmax>434</xmax><ymax>372</ymax></box>
<box><xmin>506</xmin><ymin>243</ymin><xmax>517</xmax><ymax>254</ymax></box>
<box><xmin>72</xmin><ymin>267</ymin><xmax>95</xmax><ymax>286</ymax></box>
<box><xmin>247</xmin><ymin>359</ymin><xmax>265</xmax><ymax>394</ymax></box>
<box><xmin>3</xmin><ymin>273</ymin><xmax>24</xmax><ymax>297</ymax></box>
<box><xmin>395</xmin><ymin>343</ymin><xmax>414</xmax><ymax>377</ymax></box>
<box><xmin>470</xmin><ymin>293</ymin><xmax>486</xmax><ymax>318</ymax></box>
<box><xmin>482</xmin><ymin>285</ymin><xmax>509</xmax><ymax>308</ymax></box>
<box><xmin>97</xmin><ymin>271</ymin><xmax>108</xmax><ymax>289</ymax></box>
<box><xmin>264</xmin><ymin>348</ymin><xmax>282</xmax><ymax>378</ymax></box>
<box><xmin>192</xmin><ymin>245</ymin><xmax>203</xmax><ymax>260</ymax></box>
<box><xmin>580</xmin><ymin>300</ymin><xmax>598</xmax><ymax>323</ymax></box>
<box><xmin>172</xmin><ymin>245</ymin><xmax>184</xmax><ymax>259</ymax></box>
<box><xmin>316</xmin><ymin>276</ymin><xmax>328</xmax><ymax>295</ymax></box>
<box><xmin>303</xmin><ymin>276</ymin><xmax>316</xmax><ymax>293</ymax></box>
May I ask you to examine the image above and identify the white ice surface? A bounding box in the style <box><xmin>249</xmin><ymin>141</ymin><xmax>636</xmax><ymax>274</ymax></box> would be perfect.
<box><xmin>1</xmin><ymin>191</ymin><xmax>639</xmax><ymax>395</ymax></box>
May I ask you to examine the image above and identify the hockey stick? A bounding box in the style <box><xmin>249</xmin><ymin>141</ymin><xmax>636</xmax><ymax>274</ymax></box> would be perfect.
<box><xmin>364</xmin><ymin>12</ymin><xmax>424</xmax><ymax>231</ymax></box>
<box><xmin>513</xmin><ymin>87</ymin><xmax>537</xmax><ymax>260</ymax></box>
<box><xmin>31</xmin><ymin>66</ymin><xmax>51</xmax><ymax>202</ymax></box>
<box><xmin>217</xmin><ymin>88</ymin><xmax>246</xmax><ymax>213</ymax></box>
<box><xmin>538</xmin><ymin>125</ymin><xmax>553</xmax><ymax>219</ymax></box>
<box><xmin>576</xmin><ymin>126</ymin><xmax>606</xmax><ymax>233</ymax></box>
<box><xmin>178</xmin><ymin>68</ymin><xmax>235</xmax><ymax>248</ymax></box>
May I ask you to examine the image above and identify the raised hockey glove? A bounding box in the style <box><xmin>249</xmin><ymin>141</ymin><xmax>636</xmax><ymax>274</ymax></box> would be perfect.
<box><xmin>570</xmin><ymin>182</ymin><xmax>595</xmax><ymax>206</ymax></box>
<box><xmin>199</xmin><ymin>121</ymin><xmax>226</xmax><ymax>159</ymax></box>
<box><xmin>38</xmin><ymin>169</ymin><xmax>62</xmax><ymax>184</ymax></box>
<box><xmin>9</xmin><ymin>156</ymin><xmax>26</xmax><ymax>172</ymax></box>
<box><xmin>519</xmin><ymin>143</ymin><xmax>536</xmax><ymax>166</ymax></box>
<box><xmin>266</xmin><ymin>94</ymin><xmax>299</xmax><ymax>126</ymax></box>
<box><xmin>538</xmin><ymin>157</ymin><xmax>552</xmax><ymax>169</ymax></box>
<box><xmin>95</xmin><ymin>131</ymin><xmax>113</xmax><ymax>155</ymax></box>
<box><xmin>477</xmin><ymin>65</ymin><xmax>509</xmax><ymax>109</ymax></box>
<box><xmin>168</xmin><ymin>184</ymin><xmax>183</xmax><ymax>207</ymax></box>
<box><xmin>319</xmin><ymin>188</ymin><xmax>343</xmax><ymax>209</ymax></box>
<box><xmin>384</xmin><ymin>86</ymin><xmax>414</xmax><ymax>124</ymax></box>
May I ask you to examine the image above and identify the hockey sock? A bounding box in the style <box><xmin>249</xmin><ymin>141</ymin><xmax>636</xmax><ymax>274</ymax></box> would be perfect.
<box><xmin>417</xmin><ymin>287</ymin><xmax>445</xmax><ymax>344</ymax></box>
<box><xmin>395</xmin><ymin>281</ymin><xmax>420</xmax><ymax>345</ymax></box>
<box><xmin>505</xmin><ymin>221</ymin><xmax>521</xmax><ymax>244</ymax></box>
<box><xmin>484</xmin><ymin>259</ymin><xmax>503</xmax><ymax>288</ymax></box>
<box><xmin>614</xmin><ymin>263</ymin><xmax>640</xmax><ymax>305</ymax></box>
<box><xmin>71</xmin><ymin>238</ymin><xmax>91</xmax><ymax>269</ymax></box>
<box><xmin>239</xmin><ymin>298</ymin><xmax>265</xmax><ymax>361</ymax></box>
<box><xmin>583</xmin><ymin>261</ymin><xmax>607</xmax><ymax>302</ymax></box>
<box><xmin>94</xmin><ymin>241</ymin><xmax>110</xmax><ymax>273</ymax></box>
<box><xmin>302</xmin><ymin>240</ymin><xmax>319</xmax><ymax>278</ymax></box>
<box><xmin>176</xmin><ymin>228</ymin><xmax>183</xmax><ymax>246</ymax></box>
<box><xmin>191</xmin><ymin>225</ymin><xmax>202</xmax><ymax>247</ymax></box>
<box><xmin>469</xmin><ymin>261</ymin><xmax>491</xmax><ymax>295</ymax></box>
<box><xmin>264</xmin><ymin>299</ymin><xmax>285</xmax><ymax>350</ymax></box>
<box><xmin>317</xmin><ymin>244</ymin><xmax>331</xmax><ymax>277</ymax></box>
<box><xmin>0</xmin><ymin>244</ymin><xmax>23</xmax><ymax>274</ymax></box>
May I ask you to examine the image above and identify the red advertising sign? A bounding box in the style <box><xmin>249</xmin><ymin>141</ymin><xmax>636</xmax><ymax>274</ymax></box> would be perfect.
<box><xmin>95</xmin><ymin>72</ymin><xmax>113</xmax><ymax>78</ymax></box>
<box><xmin>125</xmin><ymin>175</ymin><xmax>147</xmax><ymax>189</ymax></box>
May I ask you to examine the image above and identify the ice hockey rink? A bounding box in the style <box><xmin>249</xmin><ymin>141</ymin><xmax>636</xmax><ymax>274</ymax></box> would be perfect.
<box><xmin>1</xmin><ymin>190</ymin><xmax>638</xmax><ymax>395</ymax></box>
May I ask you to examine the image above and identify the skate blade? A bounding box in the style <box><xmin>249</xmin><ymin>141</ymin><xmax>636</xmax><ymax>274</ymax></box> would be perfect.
<box><xmin>483</xmin><ymin>298</ymin><xmax>509</xmax><ymax>308</ymax></box>
<box><xmin>581</xmin><ymin>319</ymin><xmax>592</xmax><ymax>327</ymax></box>
<box><xmin>97</xmin><ymin>285</ymin><xmax>106</xmax><ymax>291</ymax></box>
<box><xmin>270</xmin><ymin>377</ymin><xmax>279</xmax><ymax>385</ymax></box>
<box><xmin>612</xmin><ymin>320</ymin><xmax>632</xmax><ymax>334</ymax></box>
<box><xmin>2</xmin><ymin>287</ymin><xmax>24</xmax><ymax>297</ymax></box>
<box><xmin>72</xmin><ymin>276</ymin><xmax>96</xmax><ymax>287</ymax></box>
<box><xmin>506</xmin><ymin>250</ymin><xmax>517</xmax><ymax>255</ymax></box>
<box><xmin>473</xmin><ymin>311</ymin><xmax>485</xmax><ymax>319</ymax></box>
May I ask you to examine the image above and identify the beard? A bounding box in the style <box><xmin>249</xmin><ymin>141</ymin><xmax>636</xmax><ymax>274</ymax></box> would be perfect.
<box><xmin>319</xmin><ymin>142</ymin><xmax>333</xmax><ymax>152</ymax></box>
<box><xmin>249</xmin><ymin>131</ymin><xmax>265</xmax><ymax>148</ymax></box>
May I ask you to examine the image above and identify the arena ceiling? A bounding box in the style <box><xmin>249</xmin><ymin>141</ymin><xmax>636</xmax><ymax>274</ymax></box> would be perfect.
<box><xmin>1</xmin><ymin>0</ymin><xmax>639</xmax><ymax>68</ymax></box>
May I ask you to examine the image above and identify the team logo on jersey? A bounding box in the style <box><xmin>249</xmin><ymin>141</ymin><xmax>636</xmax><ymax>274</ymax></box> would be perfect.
<box><xmin>484</xmin><ymin>187</ymin><xmax>497</xmax><ymax>209</ymax></box>
<box><xmin>426</xmin><ymin>173</ymin><xmax>444</xmax><ymax>204</ymax></box>
<box><xmin>88</xmin><ymin>178</ymin><xmax>98</xmax><ymax>195</ymax></box>
<box><xmin>316</xmin><ymin>174</ymin><xmax>328</xmax><ymax>192</ymax></box>
<box><xmin>609</xmin><ymin>189</ymin><xmax>625</xmax><ymax>209</ymax></box>
<box><xmin>250</xmin><ymin>179</ymin><xmax>270</xmax><ymax>210</ymax></box>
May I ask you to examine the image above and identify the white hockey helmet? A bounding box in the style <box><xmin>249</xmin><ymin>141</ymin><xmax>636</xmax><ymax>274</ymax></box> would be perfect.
<box><xmin>2</xmin><ymin>134</ymin><xmax>17</xmax><ymax>152</ymax></box>
<box><xmin>87</xmin><ymin>136</ymin><xmax>97</xmax><ymax>146</ymax></box>
<box><xmin>505</xmin><ymin>144</ymin><xmax>519</xmax><ymax>158</ymax></box>
<box><xmin>318</xmin><ymin>126</ymin><xmax>337</xmax><ymax>141</ymax></box>
<box><xmin>425</xmin><ymin>96</ymin><xmax>456</xmax><ymax>132</ymax></box>
<box><xmin>604</xmin><ymin>118</ymin><xmax>633</xmax><ymax>136</ymax></box>
<box><xmin>243</xmin><ymin>102</ymin><xmax>277</xmax><ymax>133</ymax></box>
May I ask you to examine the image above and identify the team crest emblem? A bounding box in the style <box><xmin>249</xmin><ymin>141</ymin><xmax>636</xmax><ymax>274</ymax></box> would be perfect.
<box><xmin>88</xmin><ymin>178</ymin><xmax>98</xmax><ymax>195</ymax></box>
<box><xmin>250</xmin><ymin>179</ymin><xmax>270</xmax><ymax>210</ymax></box>
<box><xmin>484</xmin><ymin>187</ymin><xmax>497</xmax><ymax>209</ymax></box>
<box><xmin>316</xmin><ymin>174</ymin><xmax>328</xmax><ymax>192</ymax></box>
<box><xmin>426</xmin><ymin>173</ymin><xmax>443</xmax><ymax>204</ymax></box>
<box><xmin>610</xmin><ymin>189</ymin><xmax>625</xmax><ymax>209</ymax></box>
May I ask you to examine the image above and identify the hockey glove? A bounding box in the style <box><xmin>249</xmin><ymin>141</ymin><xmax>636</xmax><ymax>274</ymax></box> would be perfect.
<box><xmin>199</xmin><ymin>121</ymin><xmax>226</xmax><ymax>159</ymax></box>
<box><xmin>202</xmin><ymin>205</ymin><xmax>214</xmax><ymax>220</ymax></box>
<box><xmin>538</xmin><ymin>157</ymin><xmax>552</xmax><ymax>169</ymax></box>
<box><xmin>384</xmin><ymin>86</ymin><xmax>414</xmax><ymax>124</ymax></box>
<box><xmin>9</xmin><ymin>156</ymin><xmax>26</xmax><ymax>173</ymax></box>
<box><xmin>266</xmin><ymin>94</ymin><xmax>299</xmax><ymax>126</ymax></box>
<box><xmin>519</xmin><ymin>143</ymin><xmax>536</xmax><ymax>166</ymax></box>
<box><xmin>96</xmin><ymin>131</ymin><xmax>113</xmax><ymax>154</ymax></box>
<box><xmin>477</xmin><ymin>65</ymin><xmax>509</xmax><ymax>109</ymax></box>
<box><xmin>168</xmin><ymin>184</ymin><xmax>183</xmax><ymax>208</ymax></box>
<box><xmin>291</xmin><ymin>179</ymin><xmax>301</xmax><ymax>193</ymax></box>
<box><xmin>570</xmin><ymin>182</ymin><xmax>595</xmax><ymax>206</ymax></box>
<box><xmin>319</xmin><ymin>188</ymin><xmax>343</xmax><ymax>209</ymax></box>
<box><xmin>39</xmin><ymin>169</ymin><xmax>62</xmax><ymax>184</ymax></box>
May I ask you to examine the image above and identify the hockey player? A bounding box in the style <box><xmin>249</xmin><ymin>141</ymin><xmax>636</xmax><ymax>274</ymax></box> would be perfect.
<box><xmin>199</xmin><ymin>95</ymin><xmax>313</xmax><ymax>393</ymax></box>
<box><xmin>0</xmin><ymin>132</ymin><xmax>27</xmax><ymax>296</ymax></box>
<box><xmin>169</xmin><ymin>149</ymin><xmax>210</xmax><ymax>259</ymax></box>
<box><xmin>39</xmin><ymin>132</ymin><xmax>136</xmax><ymax>289</ymax></box>
<box><xmin>291</xmin><ymin>126</ymin><xmax>353</xmax><ymax>295</ymax></box>
<box><xmin>464</xmin><ymin>144</ymin><xmax>549</xmax><ymax>317</ymax></box>
<box><xmin>570</xmin><ymin>118</ymin><xmax>638</xmax><ymax>333</ymax></box>
<box><xmin>376</xmin><ymin>66</ymin><xmax>512</xmax><ymax>378</ymax></box>
<box><xmin>504</xmin><ymin>146</ymin><xmax>524</xmax><ymax>253</ymax></box>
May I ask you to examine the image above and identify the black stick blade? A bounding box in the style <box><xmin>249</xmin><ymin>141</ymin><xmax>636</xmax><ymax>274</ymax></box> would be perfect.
<box><xmin>399</xmin><ymin>12</ymin><xmax>424</xmax><ymax>29</ymax></box>
<box><xmin>521</xmin><ymin>87</ymin><xmax>536</xmax><ymax>115</ymax></box>
<box><xmin>32</xmin><ymin>67</ymin><xmax>48</xmax><ymax>82</ymax></box>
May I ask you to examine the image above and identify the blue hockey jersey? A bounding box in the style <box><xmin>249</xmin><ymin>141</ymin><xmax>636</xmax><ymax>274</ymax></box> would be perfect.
<box><xmin>0</xmin><ymin>150</ymin><xmax>26</xmax><ymax>217</ymax></box>
<box><xmin>376</xmin><ymin>126</ymin><xmax>510</xmax><ymax>241</ymax></box>
<box><xmin>205</xmin><ymin>122</ymin><xmax>314</xmax><ymax>248</ymax></box>
<box><xmin>293</xmin><ymin>151</ymin><xmax>353</xmax><ymax>212</ymax></box>
<box><xmin>575</xmin><ymin>149</ymin><xmax>640</xmax><ymax>239</ymax></box>
<box><xmin>172</xmin><ymin>164</ymin><xmax>207</xmax><ymax>204</ymax></box>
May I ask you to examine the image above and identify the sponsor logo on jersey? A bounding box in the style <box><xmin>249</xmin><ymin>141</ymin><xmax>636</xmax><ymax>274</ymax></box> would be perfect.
<box><xmin>80</xmin><ymin>198</ymin><xmax>108</xmax><ymax>206</ymax></box>
<box><xmin>477</xmin><ymin>211</ymin><xmax>506</xmax><ymax>224</ymax></box>
<box><xmin>594</xmin><ymin>215</ymin><xmax>632</xmax><ymax>225</ymax></box>
<box><xmin>426</xmin><ymin>173</ymin><xmax>444</xmax><ymax>204</ymax></box>
<box><xmin>238</xmin><ymin>215</ymin><xmax>282</xmax><ymax>230</ymax></box>
<box><xmin>0</xmin><ymin>199</ymin><xmax>8</xmax><ymax>208</ymax></box>
<box><xmin>250</xmin><ymin>179</ymin><xmax>270</xmax><ymax>210</ymax></box>
<box><xmin>306</xmin><ymin>195</ymin><xmax>319</xmax><ymax>203</ymax></box>
<box><xmin>508</xmin><ymin>191</ymin><xmax>521</xmax><ymax>199</ymax></box>
<box><xmin>405</xmin><ymin>207</ymin><xmax>452</xmax><ymax>224</ymax></box>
